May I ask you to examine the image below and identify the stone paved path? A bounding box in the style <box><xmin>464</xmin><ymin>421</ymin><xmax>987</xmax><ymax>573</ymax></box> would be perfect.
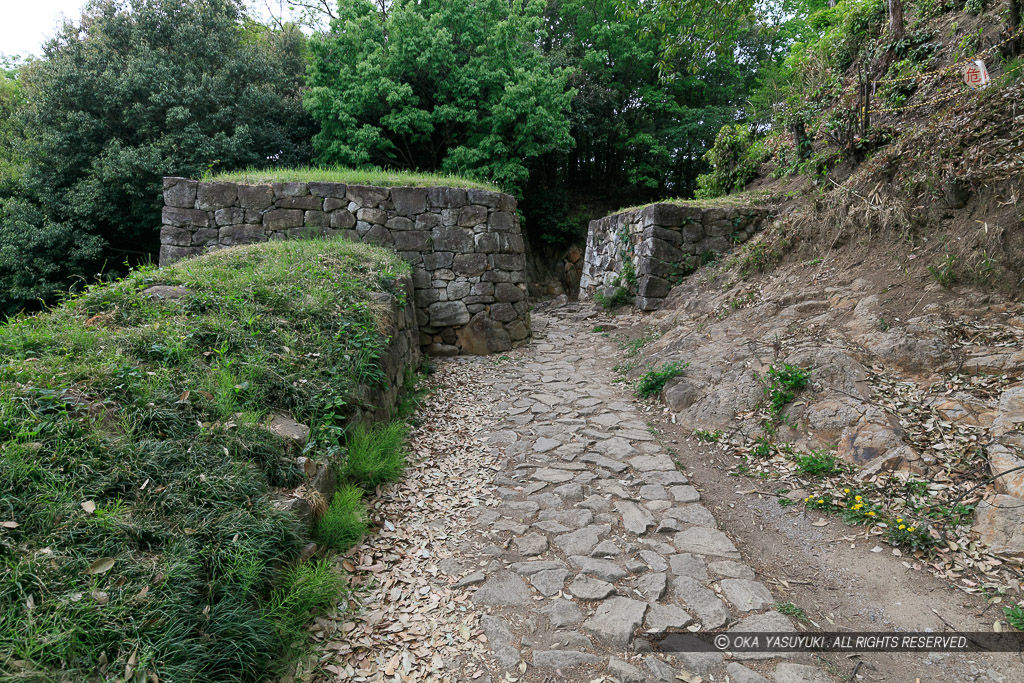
<box><xmin>439</xmin><ymin>305</ymin><xmax>834</xmax><ymax>683</ymax></box>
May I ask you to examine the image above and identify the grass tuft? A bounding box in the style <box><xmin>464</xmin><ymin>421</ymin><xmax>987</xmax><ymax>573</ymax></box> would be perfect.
<box><xmin>204</xmin><ymin>165</ymin><xmax>499</xmax><ymax>191</ymax></box>
<box><xmin>343</xmin><ymin>421</ymin><xmax>408</xmax><ymax>489</ymax></box>
<box><xmin>317</xmin><ymin>484</ymin><xmax>370</xmax><ymax>552</ymax></box>
<box><xmin>635</xmin><ymin>361</ymin><xmax>689</xmax><ymax>398</ymax></box>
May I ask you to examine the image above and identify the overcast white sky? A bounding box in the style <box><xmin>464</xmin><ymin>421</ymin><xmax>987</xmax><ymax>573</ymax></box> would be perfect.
<box><xmin>0</xmin><ymin>1</ymin><xmax>287</xmax><ymax>58</ymax></box>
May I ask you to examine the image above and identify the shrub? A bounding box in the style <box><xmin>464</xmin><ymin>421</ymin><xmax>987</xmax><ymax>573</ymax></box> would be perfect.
<box><xmin>695</xmin><ymin>124</ymin><xmax>765</xmax><ymax>199</ymax></box>
<box><xmin>794</xmin><ymin>450</ymin><xmax>845</xmax><ymax>476</ymax></box>
<box><xmin>342</xmin><ymin>421</ymin><xmax>408</xmax><ymax>489</ymax></box>
<box><xmin>763</xmin><ymin>363</ymin><xmax>811</xmax><ymax>417</ymax></box>
<box><xmin>635</xmin><ymin>361</ymin><xmax>690</xmax><ymax>398</ymax></box>
<box><xmin>318</xmin><ymin>484</ymin><xmax>370</xmax><ymax>551</ymax></box>
<box><xmin>595</xmin><ymin>286</ymin><xmax>632</xmax><ymax>309</ymax></box>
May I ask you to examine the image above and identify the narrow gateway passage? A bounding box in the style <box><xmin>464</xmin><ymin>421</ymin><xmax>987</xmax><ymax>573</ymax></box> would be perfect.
<box><xmin>310</xmin><ymin>305</ymin><xmax>832</xmax><ymax>683</ymax></box>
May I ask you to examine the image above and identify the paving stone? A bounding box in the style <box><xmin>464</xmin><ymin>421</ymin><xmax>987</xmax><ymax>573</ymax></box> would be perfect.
<box><xmin>569</xmin><ymin>575</ymin><xmax>616</xmax><ymax>600</ymax></box>
<box><xmin>533</xmin><ymin>650</ymin><xmax>601</xmax><ymax>668</ymax></box>
<box><xmin>515</xmin><ymin>532</ymin><xmax>549</xmax><ymax>556</ymax></box>
<box><xmin>668</xmin><ymin>553</ymin><xmax>708</xmax><ymax>581</ymax></box>
<box><xmin>727</xmin><ymin>611</ymin><xmax>797</xmax><ymax>661</ymax></box>
<box><xmin>720</xmin><ymin>578</ymin><xmax>773</xmax><ymax>612</ymax></box>
<box><xmin>581</xmin><ymin>453</ymin><xmax>630</xmax><ymax>473</ymax></box>
<box><xmin>673</xmin><ymin>527</ymin><xmax>740</xmax><ymax>559</ymax></box>
<box><xmin>528</xmin><ymin>492</ymin><xmax>564</xmax><ymax>508</ymax></box>
<box><xmin>626</xmin><ymin>558</ymin><xmax>648</xmax><ymax>574</ymax></box>
<box><xmin>531</xmin><ymin>568</ymin><xmax>570</xmax><ymax>596</ymax></box>
<box><xmin>663</xmin><ymin>504</ymin><xmax>717</xmax><ymax>528</ymax></box>
<box><xmin>583</xmin><ymin>597</ymin><xmax>648</xmax><ymax>647</ymax></box>
<box><xmin>539</xmin><ymin>509</ymin><xmax>594</xmax><ymax>529</ymax></box>
<box><xmin>596</xmin><ymin>437</ymin><xmax>638</xmax><ymax>459</ymax></box>
<box><xmin>676</xmin><ymin>651</ymin><xmax>724</xmax><ymax>676</ymax></box>
<box><xmin>607</xmin><ymin>657</ymin><xmax>646</xmax><ymax>683</ymax></box>
<box><xmin>639</xmin><ymin>550</ymin><xmax>668</xmax><ymax>572</ymax></box>
<box><xmin>591</xmin><ymin>413</ymin><xmax>621</xmax><ymax>428</ymax></box>
<box><xmin>481</xmin><ymin>615</ymin><xmax>522</xmax><ymax>669</ymax></box>
<box><xmin>487</xmin><ymin>430</ymin><xmax>519</xmax><ymax>445</ymax></box>
<box><xmin>644</xmin><ymin>655</ymin><xmax>677</xmax><ymax>682</ymax></box>
<box><xmin>500</xmin><ymin>501</ymin><xmax>541</xmax><ymax>521</ymax></box>
<box><xmin>533</xmin><ymin>519</ymin><xmax>572</xmax><ymax>534</ymax></box>
<box><xmin>645</xmin><ymin>603</ymin><xmax>692</xmax><ymax>632</ymax></box>
<box><xmin>554</xmin><ymin>525</ymin><xmax>609</xmax><ymax>554</ymax></box>
<box><xmin>726</xmin><ymin>663</ymin><xmax>771</xmax><ymax>683</ymax></box>
<box><xmin>553</xmin><ymin>482</ymin><xmax>584</xmax><ymax>501</ymax></box>
<box><xmin>635</xmin><ymin>572</ymin><xmax>667</xmax><ymax>600</ymax></box>
<box><xmin>455</xmin><ymin>571</ymin><xmax>486</xmax><ymax>587</ymax></box>
<box><xmin>580</xmin><ymin>494</ymin><xmax>612</xmax><ymax>511</ymax></box>
<box><xmin>669</xmin><ymin>485</ymin><xmax>701</xmax><ymax>503</ymax></box>
<box><xmin>510</xmin><ymin>560</ymin><xmax>565</xmax><ymax>576</ymax></box>
<box><xmin>532</xmin><ymin>467</ymin><xmax>575</xmax><ymax>483</ymax></box>
<box><xmin>493</xmin><ymin>519</ymin><xmax>530</xmax><ymax>534</ymax></box>
<box><xmin>629</xmin><ymin>454</ymin><xmax>676</xmax><ymax>471</ymax></box>
<box><xmin>642</xmin><ymin>470</ymin><xmax>689</xmax><ymax>485</ymax></box>
<box><xmin>541</xmin><ymin>599</ymin><xmax>584</xmax><ymax>627</ymax></box>
<box><xmin>708</xmin><ymin>560</ymin><xmax>756</xmax><ymax>579</ymax></box>
<box><xmin>592</xmin><ymin>540</ymin><xmax>621</xmax><ymax>557</ymax></box>
<box><xmin>656</xmin><ymin>518</ymin><xmax>683</xmax><ymax>533</ymax></box>
<box><xmin>639</xmin><ymin>484</ymin><xmax>669</xmax><ymax>500</ymax></box>
<box><xmin>534</xmin><ymin>437</ymin><xmax>562</xmax><ymax>453</ymax></box>
<box><xmin>569</xmin><ymin>555</ymin><xmax>628</xmax><ymax>582</ymax></box>
<box><xmin>616</xmin><ymin>501</ymin><xmax>655</xmax><ymax>534</ymax></box>
<box><xmin>472</xmin><ymin>571</ymin><xmax>532</xmax><ymax>606</ymax></box>
<box><xmin>671</xmin><ymin>576</ymin><xmax>729</xmax><ymax>628</ymax></box>
<box><xmin>773</xmin><ymin>663</ymin><xmax>833</xmax><ymax>683</ymax></box>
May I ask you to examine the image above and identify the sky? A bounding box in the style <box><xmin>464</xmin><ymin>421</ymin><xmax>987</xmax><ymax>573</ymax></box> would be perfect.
<box><xmin>0</xmin><ymin>1</ymin><xmax>284</xmax><ymax>58</ymax></box>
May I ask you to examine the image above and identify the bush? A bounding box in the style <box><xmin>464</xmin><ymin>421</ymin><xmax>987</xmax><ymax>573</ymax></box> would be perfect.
<box><xmin>317</xmin><ymin>484</ymin><xmax>370</xmax><ymax>552</ymax></box>
<box><xmin>342</xmin><ymin>421</ymin><xmax>408</xmax><ymax>489</ymax></box>
<box><xmin>635</xmin><ymin>361</ymin><xmax>690</xmax><ymax>398</ymax></box>
<box><xmin>763</xmin><ymin>363</ymin><xmax>811</xmax><ymax>417</ymax></box>
<box><xmin>695</xmin><ymin>125</ymin><xmax>765</xmax><ymax>199</ymax></box>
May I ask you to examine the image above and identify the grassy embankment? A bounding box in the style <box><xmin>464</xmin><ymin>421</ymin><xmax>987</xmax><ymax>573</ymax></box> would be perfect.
<box><xmin>0</xmin><ymin>238</ymin><xmax>414</xmax><ymax>681</ymax></box>
<box><xmin>206</xmin><ymin>165</ymin><xmax>501</xmax><ymax>191</ymax></box>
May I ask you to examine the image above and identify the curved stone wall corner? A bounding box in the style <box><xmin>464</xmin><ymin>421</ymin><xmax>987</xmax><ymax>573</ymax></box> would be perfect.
<box><xmin>580</xmin><ymin>203</ymin><xmax>773</xmax><ymax>311</ymax></box>
<box><xmin>160</xmin><ymin>177</ymin><xmax>531</xmax><ymax>355</ymax></box>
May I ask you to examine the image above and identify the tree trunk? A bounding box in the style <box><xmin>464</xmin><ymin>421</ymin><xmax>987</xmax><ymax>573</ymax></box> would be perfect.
<box><xmin>1009</xmin><ymin>0</ymin><xmax>1022</xmax><ymax>57</ymax></box>
<box><xmin>791</xmin><ymin>119</ymin><xmax>811</xmax><ymax>160</ymax></box>
<box><xmin>889</xmin><ymin>0</ymin><xmax>905</xmax><ymax>43</ymax></box>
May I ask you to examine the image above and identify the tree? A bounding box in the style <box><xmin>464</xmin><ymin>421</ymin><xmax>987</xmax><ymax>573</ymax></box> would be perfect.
<box><xmin>888</xmin><ymin>0</ymin><xmax>905</xmax><ymax>43</ymax></box>
<box><xmin>20</xmin><ymin>0</ymin><xmax>314</xmax><ymax>265</ymax></box>
<box><xmin>0</xmin><ymin>57</ymin><xmax>26</xmax><ymax>195</ymax></box>
<box><xmin>1009</xmin><ymin>0</ymin><xmax>1022</xmax><ymax>57</ymax></box>
<box><xmin>304</xmin><ymin>0</ymin><xmax>574</xmax><ymax>193</ymax></box>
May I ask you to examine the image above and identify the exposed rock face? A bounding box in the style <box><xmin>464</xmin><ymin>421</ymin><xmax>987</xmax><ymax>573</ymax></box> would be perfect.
<box><xmin>579</xmin><ymin>203</ymin><xmax>772</xmax><ymax>310</ymax></box>
<box><xmin>158</xmin><ymin>177</ymin><xmax>530</xmax><ymax>355</ymax></box>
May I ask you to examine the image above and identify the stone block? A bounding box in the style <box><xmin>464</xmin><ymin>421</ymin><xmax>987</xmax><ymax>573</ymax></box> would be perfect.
<box><xmin>642</xmin><ymin>225</ymin><xmax>683</xmax><ymax>246</ymax></box>
<box><xmin>490</xmin><ymin>253</ymin><xmax>526</xmax><ymax>271</ymax></box>
<box><xmin>159</xmin><ymin>244</ymin><xmax>201</xmax><ymax>266</ymax></box>
<box><xmin>682</xmin><ymin>222</ymin><xmax>705</xmax><ymax>242</ymax></box>
<box><xmin>475</xmin><ymin>232</ymin><xmax>500</xmax><ymax>253</ymax></box>
<box><xmin>506</xmin><ymin>320</ymin><xmax>529</xmax><ymax>341</ymax></box>
<box><xmin>458</xmin><ymin>205</ymin><xmax>488</xmax><ymax>227</ymax></box>
<box><xmin>391</xmin><ymin>187</ymin><xmax>428</xmax><ymax>215</ymax></box>
<box><xmin>500</xmin><ymin>233</ymin><xmax>524</xmax><ymax>253</ymax></box>
<box><xmin>356</xmin><ymin>208</ymin><xmax>387</xmax><ymax>225</ymax></box>
<box><xmin>638</xmin><ymin>237</ymin><xmax>684</xmax><ymax>262</ymax></box>
<box><xmin>415</xmin><ymin>288</ymin><xmax>440</xmax><ymax>307</ymax></box>
<box><xmin>308</xmin><ymin>181</ymin><xmax>346</xmax><ymax>198</ymax></box>
<box><xmin>453</xmin><ymin>252</ymin><xmax>487</xmax><ymax>276</ymax></box>
<box><xmin>428</xmin><ymin>301</ymin><xmax>471</xmax><ymax>327</ymax></box>
<box><xmin>191</xmin><ymin>228</ymin><xmax>219</xmax><ymax>246</ymax></box>
<box><xmin>263</xmin><ymin>209</ymin><xmax>304</xmax><ymax>230</ymax></box>
<box><xmin>499</xmin><ymin>194</ymin><xmax>517</xmax><ymax>212</ymax></box>
<box><xmin>305</xmin><ymin>210</ymin><xmax>330</xmax><ymax>227</ymax></box>
<box><xmin>412</xmin><ymin>267</ymin><xmax>432</xmax><ymax>289</ymax></box>
<box><xmin>433</xmin><ymin>226</ymin><xmax>475</xmax><ymax>253</ymax></box>
<box><xmin>160</xmin><ymin>225</ymin><xmax>193</xmax><ymax>247</ymax></box>
<box><xmin>215</xmin><ymin>208</ymin><xmax>245</xmax><ymax>226</ymax></box>
<box><xmin>272</xmin><ymin>181</ymin><xmax>308</xmax><ymax>198</ymax></box>
<box><xmin>237</xmin><ymin>185</ymin><xmax>275</xmax><ymax>210</ymax></box>
<box><xmin>386</xmin><ymin>216</ymin><xmax>414</xmax><ymax>231</ymax></box>
<box><xmin>393</xmin><ymin>230</ymin><xmax>432</xmax><ymax>252</ymax></box>
<box><xmin>330</xmin><ymin>209</ymin><xmax>356</xmax><ymax>229</ymax></box>
<box><xmin>363</xmin><ymin>225</ymin><xmax>394</xmax><ymax>247</ymax></box>
<box><xmin>427</xmin><ymin>186</ymin><xmax>467</xmax><ymax>208</ymax></box>
<box><xmin>495</xmin><ymin>283</ymin><xmax>525</xmax><ymax>303</ymax></box>
<box><xmin>220</xmin><ymin>224</ymin><xmax>267</xmax><ymax>245</ymax></box>
<box><xmin>471</xmin><ymin>282</ymin><xmax>494</xmax><ymax>296</ymax></box>
<box><xmin>415</xmin><ymin>212</ymin><xmax>440</xmax><ymax>230</ymax></box>
<box><xmin>641</xmin><ymin>203</ymin><xmax>693</xmax><ymax>227</ymax></box>
<box><xmin>163</xmin><ymin>177</ymin><xmax>197</xmax><ymax>208</ymax></box>
<box><xmin>447</xmin><ymin>281</ymin><xmax>471</xmax><ymax>300</ymax></box>
<box><xmin>456</xmin><ymin>312</ymin><xmax>511</xmax><ymax>355</ymax></box>
<box><xmin>467</xmin><ymin>188</ymin><xmax>501</xmax><ymax>207</ymax></box>
<box><xmin>706</xmin><ymin>219</ymin><xmax>735</xmax><ymax>237</ymax></box>
<box><xmin>638</xmin><ymin>275</ymin><xmax>672</xmax><ymax>298</ymax></box>
<box><xmin>196</xmin><ymin>182</ymin><xmax>237</xmax><ymax>210</ymax></box>
<box><xmin>488</xmin><ymin>211</ymin><xmax>515</xmax><ymax>231</ymax></box>
<box><xmin>423</xmin><ymin>252</ymin><xmax>454</xmax><ymax>270</ymax></box>
<box><xmin>163</xmin><ymin>206</ymin><xmax>209</xmax><ymax>228</ymax></box>
<box><xmin>324</xmin><ymin>197</ymin><xmax>346</xmax><ymax>212</ymax></box>
<box><xmin>347</xmin><ymin>185</ymin><xmax>389</xmax><ymax>207</ymax></box>
<box><xmin>276</xmin><ymin>195</ymin><xmax>322</xmax><ymax>211</ymax></box>
<box><xmin>700</xmin><ymin>236</ymin><xmax>731</xmax><ymax>253</ymax></box>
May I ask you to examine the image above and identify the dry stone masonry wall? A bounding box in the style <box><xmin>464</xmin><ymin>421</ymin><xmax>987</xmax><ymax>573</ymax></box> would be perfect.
<box><xmin>580</xmin><ymin>203</ymin><xmax>773</xmax><ymax>311</ymax></box>
<box><xmin>160</xmin><ymin>177</ymin><xmax>530</xmax><ymax>355</ymax></box>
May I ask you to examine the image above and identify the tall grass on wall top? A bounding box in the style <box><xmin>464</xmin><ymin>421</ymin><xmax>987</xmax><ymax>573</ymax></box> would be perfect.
<box><xmin>0</xmin><ymin>239</ymin><xmax>409</xmax><ymax>681</ymax></box>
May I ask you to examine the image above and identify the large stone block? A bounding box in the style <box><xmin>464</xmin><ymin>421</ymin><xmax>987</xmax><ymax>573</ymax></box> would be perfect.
<box><xmin>638</xmin><ymin>275</ymin><xmax>672</xmax><ymax>298</ymax></box>
<box><xmin>160</xmin><ymin>225</ymin><xmax>193</xmax><ymax>247</ymax></box>
<box><xmin>642</xmin><ymin>225</ymin><xmax>683</xmax><ymax>246</ymax></box>
<box><xmin>393</xmin><ymin>230</ymin><xmax>432</xmax><ymax>252</ymax></box>
<box><xmin>386</xmin><ymin>216</ymin><xmax>414</xmax><ymax>231</ymax></box>
<box><xmin>426</xmin><ymin>186</ymin><xmax>467</xmax><ymax>208</ymax></box>
<box><xmin>391</xmin><ymin>187</ymin><xmax>428</xmax><ymax>215</ymax></box>
<box><xmin>196</xmin><ymin>182</ymin><xmax>237</xmax><ymax>210</ymax></box>
<box><xmin>453</xmin><ymin>252</ymin><xmax>487</xmax><ymax>276</ymax></box>
<box><xmin>467</xmin><ymin>189</ymin><xmax>501</xmax><ymax>208</ymax></box>
<box><xmin>277</xmin><ymin>195</ymin><xmax>322</xmax><ymax>211</ymax></box>
<box><xmin>163</xmin><ymin>206</ymin><xmax>209</xmax><ymax>228</ymax></box>
<box><xmin>220</xmin><ymin>224</ymin><xmax>267</xmax><ymax>245</ymax></box>
<box><xmin>330</xmin><ymin>209</ymin><xmax>356</xmax><ymax>229</ymax></box>
<box><xmin>238</xmin><ymin>185</ymin><xmax>274</xmax><ymax>210</ymax></box>
<box><xmin>308</xmin><ymin>182</ymin><xmax>346</xmax><ymax>198</ymax></box>
<box><xmin>415</xmin><ymin>212</ymin><xmax>441</xmax><ymax>230</ymax></box>
<box><xmin>363</xmin><ymin>225</ymin><xmax>394</xmax><ymax>247</ymax></box>
<box><xmin>324</xmin><ymin>197</ymin><xmax>346</xmax><ymax>212</ymax></box>
<box><xmin>458</xmin><ymin>205</ymin><xmax>488</xmax><ymax>227</ymax></box>
<box><xmin>706</xmin><ymin>219</ymin><xmax>735</xmax><ymax>237</ymax></box>
<box><xmin>488</xmin><ymin>211</ymin><xmax>516</xmax><ymax>232</ymax></box>
<box><xmin>638</xmin><ymin>237</ymin><xmax>684</xmax><ymax>262</ymax></box>
<box><xmin>263</xmin><ymin>209</ymin><xmax>304</xmax><ymax>230</ymax></box>
<box><xmin>490</xmin><ymin>302</ymin><xmax>517</xmax><ymax>322</ymax></box>
<box><xmin>447</xmin><ymin>281</ymin><xmax>471</xmax><ymax>300</ymax></box>
<box><xmin>456</xmin><ymin>312</ymin><xmax>511</xmax><ymax>355</ymax></box>
<box><xmin>215</xmin><ymin>208</ymin><xmax>245</xmax><ymax>226</ymax></box>
<box><xmin>499</xmin><ymin>194</ymin><xmax>517</xmax><ymax>212</ymax></box>
<box><xmin>159</xmin><ymin>244</ymin><xmax>201</xmax><ymax>266</ymax></box>
<box><xmin>423</xmin><ymin>252</ymin><xmax>454</xmax><ymax>270</ymax></box>
<box><xmin>347</xmin><ymin>185</ymin><xmax>389</xmax><ymax>207</ymax></box>
<box><xmin>356</xmin><ymin>207</ymin><xmax>387</xmax><ymax>225</ymax></box>
<box><xmin>433</xmin><ymin>226</ymin><xmax>475</xmax><ymax>253</ymax></box>
<box><xmin>272</xmin><ymin>182</ymin><xmax>308</xmax><ymax>198</ymax></box>
<box><xmin>415</xmin><ymin>288</ymin><xmax>440</xmax><ymax>307</ymax></box>
<box><xmin>495</xmin><ymin>283</ymin><xmax>525</xmax><ymax>303</ymax></box>
<box><xmin>163</xmin><ymin>177</ymin><xmax>197</xmax><ymax>208</ymax></box>
<box><xmin>192</xmin><ymin>228</ymin><xmax>219</xmax><ymax>246</ymax></box>
<box><xmin>500</xmin><ymin>233</ymin><xmax>524</xmax><ymax>253</ymax></box>
<box><xmin>475</xmin><ymin>232</ymin><xmax>500</xmax><ymax>253</ymax></box>
<box><xmin>490</xmin><ymin>253</ymin><xmax>526</xmax><ymax>271</ymax></box>
<box><xmin>682</xmin><ymin>222</ymin><xmax>705</xmax><ymax>242</ymax></box>
<box><xmin>505</xmin><ymin>319</ymin><xmax>529</xmax><ymax>341</ymax></box>
<box><xmin>699</xmin><ymin>236</ymin><xmax>730</xmax><ymax>253</ymax></box>
<box><xmin>428</xmin><ymin>301</ymin><xmax>471</xmax><ymax>327</ymax></box>
<box><xmin>305</xmin><ymin>210</ymin><xmax>330</xmax><ymax>227</ymax></box>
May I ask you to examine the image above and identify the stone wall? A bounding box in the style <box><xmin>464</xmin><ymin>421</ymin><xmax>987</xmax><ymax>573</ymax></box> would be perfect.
<box><xmin>579</xmin><ymin>203</ymin><xmax>773</xmax><ymax>311</ymax></box>
<box><xmin>160</xmin><ymin>177</ymin><xmax>530</xmax><ymax>355</ymax></box>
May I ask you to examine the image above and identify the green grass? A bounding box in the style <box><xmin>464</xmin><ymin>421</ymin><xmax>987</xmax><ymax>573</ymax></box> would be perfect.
<box><xmin>1004</xmin><ymin>605</ymin><xmax>1024</xmax><ymax>631</ymax></box>
<box><xmin>317</xmin><ymin>484</ymin><xmax>370</xmax><ymax>552</ymax></box>
<box><xmin>774</xmin><ymin>601</ymin><xmax>809</xmax><ymax>623</ymax></box>
<box><xmin>613</xmin><ymin>190</ymin><xmax>774</xmax><ymax>215</ymax></box>
<box><xmin>762</xmin><ymin>363</ymin><xmax>811</xmax><ymax>418</ymax></box>
<box><xmin>635</xmin><ymin>361</ymin><xmax>690</xmax><ymax>398</ymax></box>
<box><xmin>0</xmin><ymin>238</ymin><xmax>409</xmax><ymax>681</ymax></box>
<box><xmin>342</xmin><ymin>421</ymin><xmax>408</xmax><ymax>489</ymax></box>
<box><xmin>205</xmin><ymin>165</ymin><xmax>500</xmax><ymax>191</ymax></box>
<box><xmin>794</xmin><ymin>450</ymin><xmax>845</xmax><ymax>477</ymax></box>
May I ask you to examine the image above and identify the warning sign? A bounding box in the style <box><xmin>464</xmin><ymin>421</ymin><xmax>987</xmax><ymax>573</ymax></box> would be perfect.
<box><xmin>964</xmin><ymin>60</ymin><xmax>991</xmax><ymax>89</ymax></box>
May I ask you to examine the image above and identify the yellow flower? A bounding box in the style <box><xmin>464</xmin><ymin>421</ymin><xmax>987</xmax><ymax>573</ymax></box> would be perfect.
<box><xmin>817</xmin><ymin>499</ymin><xmax>824</xmax><ymax>504</ymax></box>
<box><xmin>867</xmin><ymin>511</ymin><xmax>876</xmax><ymax>517</ymax></box>
<box><xmin>896</xmin><ymin>518</ymin><xmax>903</xmax><ymax>523</ymax></box>
<box><xmin>804</xmin><ymin>497</ymin><xmax>810</xmax><ymax>502</ymax></box>
<box><xmin>899</xmin><ymin>525</ymin><xmax>906</xmax><ymax>530</ymax></box>
<box><xmin>854</xmin><ymin>495</ymin><xmax>862</xmax><ymax>501</ymax></box>
<box><xmin>852</xmin><ymin>504</ymin><xmax>863</xmax><ymax>510</ymax></box>
<box><xmin>844</xmin><ymin>488</ymin><xmax>850</xmax><ymax>493</ymax></box>
<box><xmin>908</xmin><ymin>527</ymin><xmax>916</xmax><ymax>532</ymax></box>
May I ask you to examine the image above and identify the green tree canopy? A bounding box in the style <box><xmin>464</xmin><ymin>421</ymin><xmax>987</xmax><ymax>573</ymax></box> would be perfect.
<box><xmin>304</xmin><ymin>0</ymin><xmax>574</xmax><ymax>193</ymax></box>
